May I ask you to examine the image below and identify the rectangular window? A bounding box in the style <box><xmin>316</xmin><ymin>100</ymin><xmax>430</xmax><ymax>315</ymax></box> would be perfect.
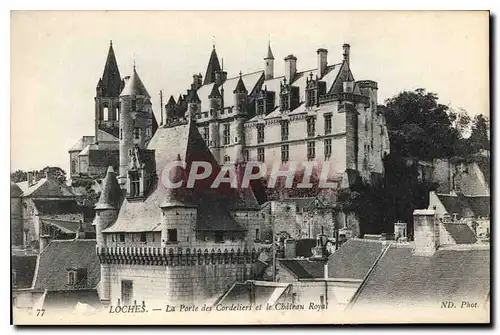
<box><xmin>112</xmin><ymin>234</ymin><xmax>115</xmax><ymax>242</ymax></box>
<box><xmin>167</xmin><ymin>229</ymin><xmax>178</xmax><ymax>243</ymax></box>
<box><xmin>324</xmin><ymin>139</ymin><xmax>332</xmax><ymax>159</ymax></box>
<box><xmin>257</xmin><ymin>124</ymin><xmax>265</xmax><ymax>144</ymax></box>
<box><xmin>119</xmin><ymin>233</ymin><xmax>125</xmax><ymax>242</ymax></box>
<box><xmin>140</xmin><ymin>232</ymin><xmax>147</xmax><ymax>242</ymax></box>
<box><xmin>255</xmin><ymin>229</ymin><xmax>260</xmax><ymax>241</ymax></box>
<box><xmin>280</xmin><ymin>94</ymin><xmax>290</xmax><ymax>111</ymax></box>
<box><xmin>203</xmin><ymin>126</ymin><xmax>209</xmax><ymax>146</ymax></box>
<box><xmin>121</xmin><ymin>280</ymin><xmax>133</xmax><ymax>305</ymax></box>
<box><xmin>131</xmin><ymin>99</ymin><xmax>137</xmax><ymax>112</ymax></box>
<box><xmin>120</xmin><ymin>129</ymin><xmax>123</xmax><ymax>140</ymax></box>
<box><xmin>307</xmin><ymin>90</ymin><xmax>315</xmax><ymax>107</ymax></box>
<box><xmin>324</xmin><ymin>114</ymin><xmax>332</xmax><ymax>135</ymax></box>
<box><xmin>257</xmin><ymin>148</ymin><xmax>265</xmax><ymax>162</ymax></box>
<box><xmin>134</xmin><ymin>127</ymin><xmax>140</xmax><ymax>139</ymax></box>
<box><xmin>223</xmin><ymin>124</ymin><xmax>230</xmax><ymax>145</ymax></box>
<box><xmin>281</xmin><ymin>120</ymin><xmax>289</xmax><ymax>141</ymax></box>
<box><xmin>224</xmin><ymin>155</ymin><xmax>231</xmax><ymax>163</ymax></box>
<box><xmin>243</xmin><ymin>150</ymin><xmax>249</xmax><ymax>162</ymax></box>
<box><xmin>281</xmin><ymin>145</ymin><xmax>289</xmax><ymax>162</ymax></box>
<box><xmin>129</xmin><ymin>171</ymin><xmax>140</xmax><ymax>197</ymax></box>
<box><xmin>67</xmin><ymin>271</ymin><xmax>75</xmax><ymax>286</ymax></box>
<box><xmin>307</xmin><ymin>141</ymin><xmax>316</xmax><ymax>160</ymax></box>
<box><xmin>307</xmin><ymin>117</ymin><xmax>316</xmax><ymax>137</ymax></box>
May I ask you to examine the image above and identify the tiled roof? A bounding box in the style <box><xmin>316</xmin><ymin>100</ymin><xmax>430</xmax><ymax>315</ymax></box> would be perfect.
<box><xmin>104</xmin><ymin>121</ymin><xmax>259</xmax><ymax>233</ymax></box>
<box><xmin>33</xmin><ymin>239</ymin><xmax>100</xmax><ymax>291</ymax></box>
<box><xmin>279</xmin><ymin>258</ymin><xmax>324</xmax><ymax>279</ymax></box>
<box><xmin>350</xmin><ymin>244</ymin><xmax>490</xmax><ymax>309</ymax></box>
<box><xmin>12</xmin><ymin>255</ymin><xmax>37</xmax><ymax>289</ymax></box>
<box><xmin>327</xmin><ymin>239</ymin><xmax>387</xmax><ymax>280</ymax></box>
<box><xmin>120</xmin><ymin>67</ymin><xmax>150</xmax><ymax>98</ymax></box>
<box><xmin>442</xmin><ymin>223</ymin><xmax>477</xmax><ymax>244</ymax></box>
<box><xmin>33</xmin><ymin>199</ymin><xmax>81</xmax><ymax>215</ymax></box>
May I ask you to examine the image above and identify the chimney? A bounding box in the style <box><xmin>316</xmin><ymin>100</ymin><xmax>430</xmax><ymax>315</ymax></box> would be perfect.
<box><xmin>27</xmin><ymin>171</ymin><xmax>34</xmax><ymax>187</ymax></box>
<box><xmin>394</xmin><ymin>221</ymin><xmax>408</xmax><ymax>242</ymax></box>
<box><xmin>323</xmin><ymin>262</ymin><xmax>329</xmax><ymax>280</ymax></box>
<box><xmin>413</xmin><ymin>209</ymin><xmax>439</xmax><ymax>255</ymax></box>
<box><xmin>76</xmin><ymin>222</ymin><xmax>86</xmax><ymax>239</ymax></box>
<box><xmin>317</xmin><ymin>48</ymin><xmax>328</xmax><ymax>78</ymax></box>
<box><xmin>192</xmin><ymin>73</ymin><xmax>202</xmax><ymax>90</ymax></box>
<box><xmin>284</xmin><ymin>54</ymin><xmax>297</xmax><ymax>84</ymax></box>
<box><xmin>283</xmin><ymin>238</ymin><xmax>296</xmax><ymax>258</ymax></box>
<box><xmin>45</xmin><ymin>169</ymin><xmax>54</xmax><ymax>181</ymax></box>
<box><xmin>342</xmin><ymin>43</ymin><xmax>350</xmax><ymax>65</ymax></box>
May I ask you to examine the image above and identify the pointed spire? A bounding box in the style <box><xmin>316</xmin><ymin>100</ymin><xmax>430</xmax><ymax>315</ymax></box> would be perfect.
<box><xmin>265</xmin><ymin>40</ymin><xmax>275</xmax><ymax>60</ymax></box>
<box><xmin>233</xmin><ymin>74</ymin><xmax>247</xmax><ymax>94</ymax></box>
<box><xmin>166</xmin><ymin>95</ymin><xmax>176</xmax><ymax>106</ymax></box>
<box><xmin>177</xmin><ymin>94</ymin><xmax>185</xmax><ymax>105</ymax></box>
<box><xmin>120</xmin><ymin>66</ymin><xmax>150</xmax><ymax>98</ymax></box>
<box><xmin>100</xmin><ymin>41</ymin><xmax>122</xmax><ymax>97</ymax></box>
<box><xmin>203</xmin><ymin>46</ymin><xmax>222</xmax><ymax>85</ymax></box>
<box><xmin>95</xmin><ymin>166</ymin><xmax>122</xmax><ymax>210</ymax></box>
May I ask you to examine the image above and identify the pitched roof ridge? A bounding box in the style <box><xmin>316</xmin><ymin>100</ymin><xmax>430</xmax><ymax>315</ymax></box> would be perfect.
<box><xmin>225</xmin><ymin>69</ymin><xmax>264</xmax><ymax>81</ymax></box>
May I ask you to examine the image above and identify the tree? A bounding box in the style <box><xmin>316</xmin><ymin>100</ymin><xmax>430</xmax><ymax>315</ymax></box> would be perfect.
<box><xmin>10</xmin><ymin>170</ymin><xmax>27</xmax><ymax>183</ymax></box>
<box><xmin>381</xmin><ymin>88</ymin><xmax>463</xmax><ymax>160</ymax></box>
<box><xmin>37</xmin><ymin>166</ymin><xmax>67</xmax><ymax>184</ymax></box>
<box><xmin>469</xmin><ymin>114</ymin><xmax>490</xmax><ymax>152</ymax></box>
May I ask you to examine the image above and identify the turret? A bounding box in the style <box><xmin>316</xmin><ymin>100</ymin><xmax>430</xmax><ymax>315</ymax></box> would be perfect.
<box><xmin>118</xmin><ymin>65</ymin><xmax>154</xmax><ymax>188</ymax></box>
<box><xmin>208</xmin><ymin>84</ymin><xmax>222</xmax><ymax>113</ymax></box>
<box><xmin>165</xmin><ymin>95</ymin><xmax>177</xmax><ymax>121</ymax></box>
<box><xmin>233</xmin><ymin>73</ymin><xmax>248</xmax><ymax>161</ymax></box>
<box><xmin>94</xmin><ymin>166</ymin><xmax>121</xmax><ymax>247</ymax></box>
<box><xmin>186</xmin><ymin>88</ymin><xmax>201</xmax><ymax>119</ymax></box>
<box><xmin>233</xmin><ymin>72</ymin><xmax>248</xmax><ymax>114</ymax></box>
<box><xmin>264</xmin><ymin>42</ymin><xmax>275</xmax><ymax>80</ymax></box>
<box><xmin>160</xmin><ymin>155</ymin><xmax>197</xmax><ymax>247</ymax></box>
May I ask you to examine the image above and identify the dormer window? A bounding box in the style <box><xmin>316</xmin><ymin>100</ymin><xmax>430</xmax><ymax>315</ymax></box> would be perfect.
<box><xmin>68</xmin><ymin>271</ymin><xmax>75</xmax><ymax>286</ymax></box>
<box><xmin>131</xmin><ymin>99</ymin><xmax>137</xmax><ymax>112</ymax></box>
<box><xmin>129</xmin><ymin>171</ymin><xmax>140</xmax><ymax>197</ymax></box>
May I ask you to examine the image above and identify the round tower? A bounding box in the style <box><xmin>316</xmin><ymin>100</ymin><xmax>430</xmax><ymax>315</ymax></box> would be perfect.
<box><xmin>119</xmin><ymin>66</ymin><xmax>152</xmax><ymax>187</ymax></box>
<box><xmin>264</xmin><ymin>41</ymin><xmax>275</xmax><ymax>80</ymax></box>
<box><xmin>233</xmin><ymin>74</ymin><xmax>248</xmax><ymax>161</ymax></box>
<box><xmin>160</xmin><ymin>155</ymin><xmax>197</xmax><ymax>247</ymax></box>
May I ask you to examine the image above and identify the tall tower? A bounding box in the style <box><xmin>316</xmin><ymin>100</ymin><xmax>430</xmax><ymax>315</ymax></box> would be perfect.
<box><xmin>264</xmin><ymin>41</ymin><xmax>275</xmax><ymax>80</ymax></box>
<box><xmin>95</xmin><ymin>41</ymin><xmax>123</xmax><ymax>141</ymax></box>
<box><xmin>233</xmin><ymin>73</ymin><xmax>248</xmax><ymax>162</ymax></box>
<box><xmin>118</xmin><ymin>65</ymin><xmax>154</xmax><ymax>187</ymax></box>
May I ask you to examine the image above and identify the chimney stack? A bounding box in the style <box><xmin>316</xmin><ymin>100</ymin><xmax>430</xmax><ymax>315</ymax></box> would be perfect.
<box><xmin>342</xmin><ymin>43</ymin><xmax>350</xmax><ymax>65</ymax></box>
<box><xmin>283</xmin><ymin>238</ymin><xmax>296</xmax><ymax>258</ymax></box>
<box><xmin>76</xmin><ymin>222</ymin><xmax>86</xmax><ymax>239</ymax></box>
<box><xmin>317</xmin><ymin>48</ymin><xmax>328</xmax><ymax>78</ymax></box>
<box><xmin>413</xmin><ymin>209</ymin><xmax>439</xmax><ymax>255</ymax></box>
<box><xmin>27</xmin><ymin>172</ymin><xmax>34</xmax><ymax>187</ymax></box>
<box><xmin>284</xmin><ymin>54</ymin><xmax>297</xmax><ymax>84</ymax></box>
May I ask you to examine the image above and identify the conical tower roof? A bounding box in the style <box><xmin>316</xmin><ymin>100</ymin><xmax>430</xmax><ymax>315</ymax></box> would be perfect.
<box><xmin>160</xmin><ymin>154</ymin><xmax>195</xmax><ymax>208</ymax></box>
<box><xmin>10</xmin><ymin>181</ymin><xmax>23</xmax><ymax>198</ymax></box>
<box><xmin>203</xmin><ymin>46</ymin><xmax>222</xmax><ymax>85</ymax></box>
<box><xmin>100</xmin><ymin>41</ymin><xmax>122</xmax><ymax>97</ymax></box>
<box><xmin>95</xmin><ymin>166</ymin><xmax>122</xmax><ymax>210</ymax></box>
<box><xmin>120</xmin><ymin>66</ymin><xmax>151</xmax><ymax>98</ymax></box>
<box><xmin>265</xmin><ymin>41</ymin><xmax>275</xmax><ymax>60</ymax></box>
<box><xmin>233</xmin><ymin>74</ymin><xmax>247</xmax><ymax>94</ymax></box>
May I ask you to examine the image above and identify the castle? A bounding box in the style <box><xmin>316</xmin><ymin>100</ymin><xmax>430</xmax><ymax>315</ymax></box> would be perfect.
<box><xmin>80</xmin><ymin>40</ymin><xmax>391</xmax><ymax>306</ymax></box>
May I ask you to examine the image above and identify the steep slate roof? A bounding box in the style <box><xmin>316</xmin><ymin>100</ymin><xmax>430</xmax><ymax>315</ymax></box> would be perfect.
<box><xmin>203</xmin><ymin>46</ymin><xmax>222</xmax><ymax>85</ymax></box>
<box><xmin>265</xmin><ymin>42</ymin><xmax>275</xmax><ymax>60</ymax></box>
<box><xmin>69</xmin><ymin>136</ymin><xmax>95</xmax><ymax>153</ymax></box>
<box><xmin>442</xmin><ymin>223</ymin><xmax>477</xmax><ymax>244</ymax></box>
<box><xmin>437</xmin><ymin>193</ymin><xmax>491</xmax><ymax>219</ymax></box>
<box><xmin>11</xmin><ymin>182</ymin><xmax>23</xmax><ymax>198</ymax></box>
<box><xmin>33</xmin><ymin>239</ymin><xmax>100</xmax><ymax>291</ymax></box>
<box><xmin>33</xmin><ymin>199</ymin><xmax>81</xmax><ymax>215</ymax></box>
<box><xmin>120</xmin><ymin>67</ymin><xmax>150</xmax><ymax>98</ymax></box>
<box><xmin>327</xmin><ymin>239</ymin><xmax>387</xmax><ymax>280</ymax></box>
<box><xmin>40</xmin><ymin>219</ymin><xmax>92</xmax><ymax>234</ymax></box>
<box><xmin>99</xmin><ymin>42</ymin><xmax>122</xmax><ymax>97</ymax></box>
<box><xmin>349</xmin><ymin>244</ymin><xmax>490</xmax><ymax>309</ymax></box>
<box><xmin>95</xmin><ymin>166</ymin><xmax>122</xmax><ymax>210</ymax></box>
<box><xmin>103</xmin><ymin>120</ymin><xmax>259</xmax><ymax>233</ymax></box>
<box><xmin>279</xmin><ymin>259</ymin><xmax>324</xmax><ymax>279</ymax></box>
<box><xmin>12</xmin><ymin>255</ymin><xmax>37</xmax><ymax>289</ymax></box>
<box><xmin>21</xmin><ymin>178</ymin><xmax>76</xmax><ymax>198</ymax></box>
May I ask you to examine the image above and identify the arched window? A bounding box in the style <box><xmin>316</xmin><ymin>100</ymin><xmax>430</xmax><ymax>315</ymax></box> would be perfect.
<box><xmin>103</xmin><ymin>107</ymin><xmax>109</xmax><ymax>121</ymax></box>
<box><xmin>71</xmin><ymin>159</ymin><xmax>77</xmax><ymax>174</ymax></box>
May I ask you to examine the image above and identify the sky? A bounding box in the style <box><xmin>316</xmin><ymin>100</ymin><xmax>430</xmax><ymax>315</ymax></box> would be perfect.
<box><xmin>10</xmin><ymin>10</ymin><xmax>489</xmax><ymax>173</ymax></box>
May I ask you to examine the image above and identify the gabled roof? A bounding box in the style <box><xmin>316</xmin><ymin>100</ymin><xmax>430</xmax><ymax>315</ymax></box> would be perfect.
<box><xmin>99</xmin><ymin>42</ymin><xmax>122</xmax><ymax>97</ymax></box>
<box><xmin>349</xmin><ymin>244</ymin><xmax>490</xmax><ymax>310</ymax></box>
<box><xmin>103</xmin><ymin>120</ymin><xmax>259</xmax><ymax>233</ymax></box>
<box><xmin>33</xmin><ymin>199</ymin><xmax>81</xmax><ymax>215</ymax></box>
<box><xmin>442</xmin><ymin>223</ymin><xmax>477</xmax><ymax>244</ymax></box>
<box><xmin>11</xmin><ymin>181</ymin><xmax>23</xmax><ymax>198</ymax></box>
<box><xmin>203</xmin><ymin>46</ymin><xmax>222</xmax><ymax>85</ymax></box>
<box><xmin>233</xmin><ymin>75</ymin><xmax>248</xmax><ymax>94</ymax></box>
<box><xmin>120</xmin><ymin>67</ymin><xmax>150</xmax><ymax>98</ymax></box>
<box><xmin>21</xmin><ymin>178</ymin><xmax>76</xmax><ymax>198</ymax></box>
<box><xmin>68</xmin><ymin>136</ymin><xmax>95</xmax><ymax>153</ymax></box>
<box><xmin>33</xmin><ymin>239</ymin><xmax>100</xmax><ymax>291</ymax></box>
<box><xmin>166</xmin><ymin>95</ymin><xmax>176</xmax><ymax>106</ymax></box>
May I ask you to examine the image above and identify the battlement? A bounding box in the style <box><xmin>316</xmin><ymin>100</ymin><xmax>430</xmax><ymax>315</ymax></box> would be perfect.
<box><xmin>96</xmin><ymin>246</ymin><xmax>261</xmax><ymax>266</ymax></box>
